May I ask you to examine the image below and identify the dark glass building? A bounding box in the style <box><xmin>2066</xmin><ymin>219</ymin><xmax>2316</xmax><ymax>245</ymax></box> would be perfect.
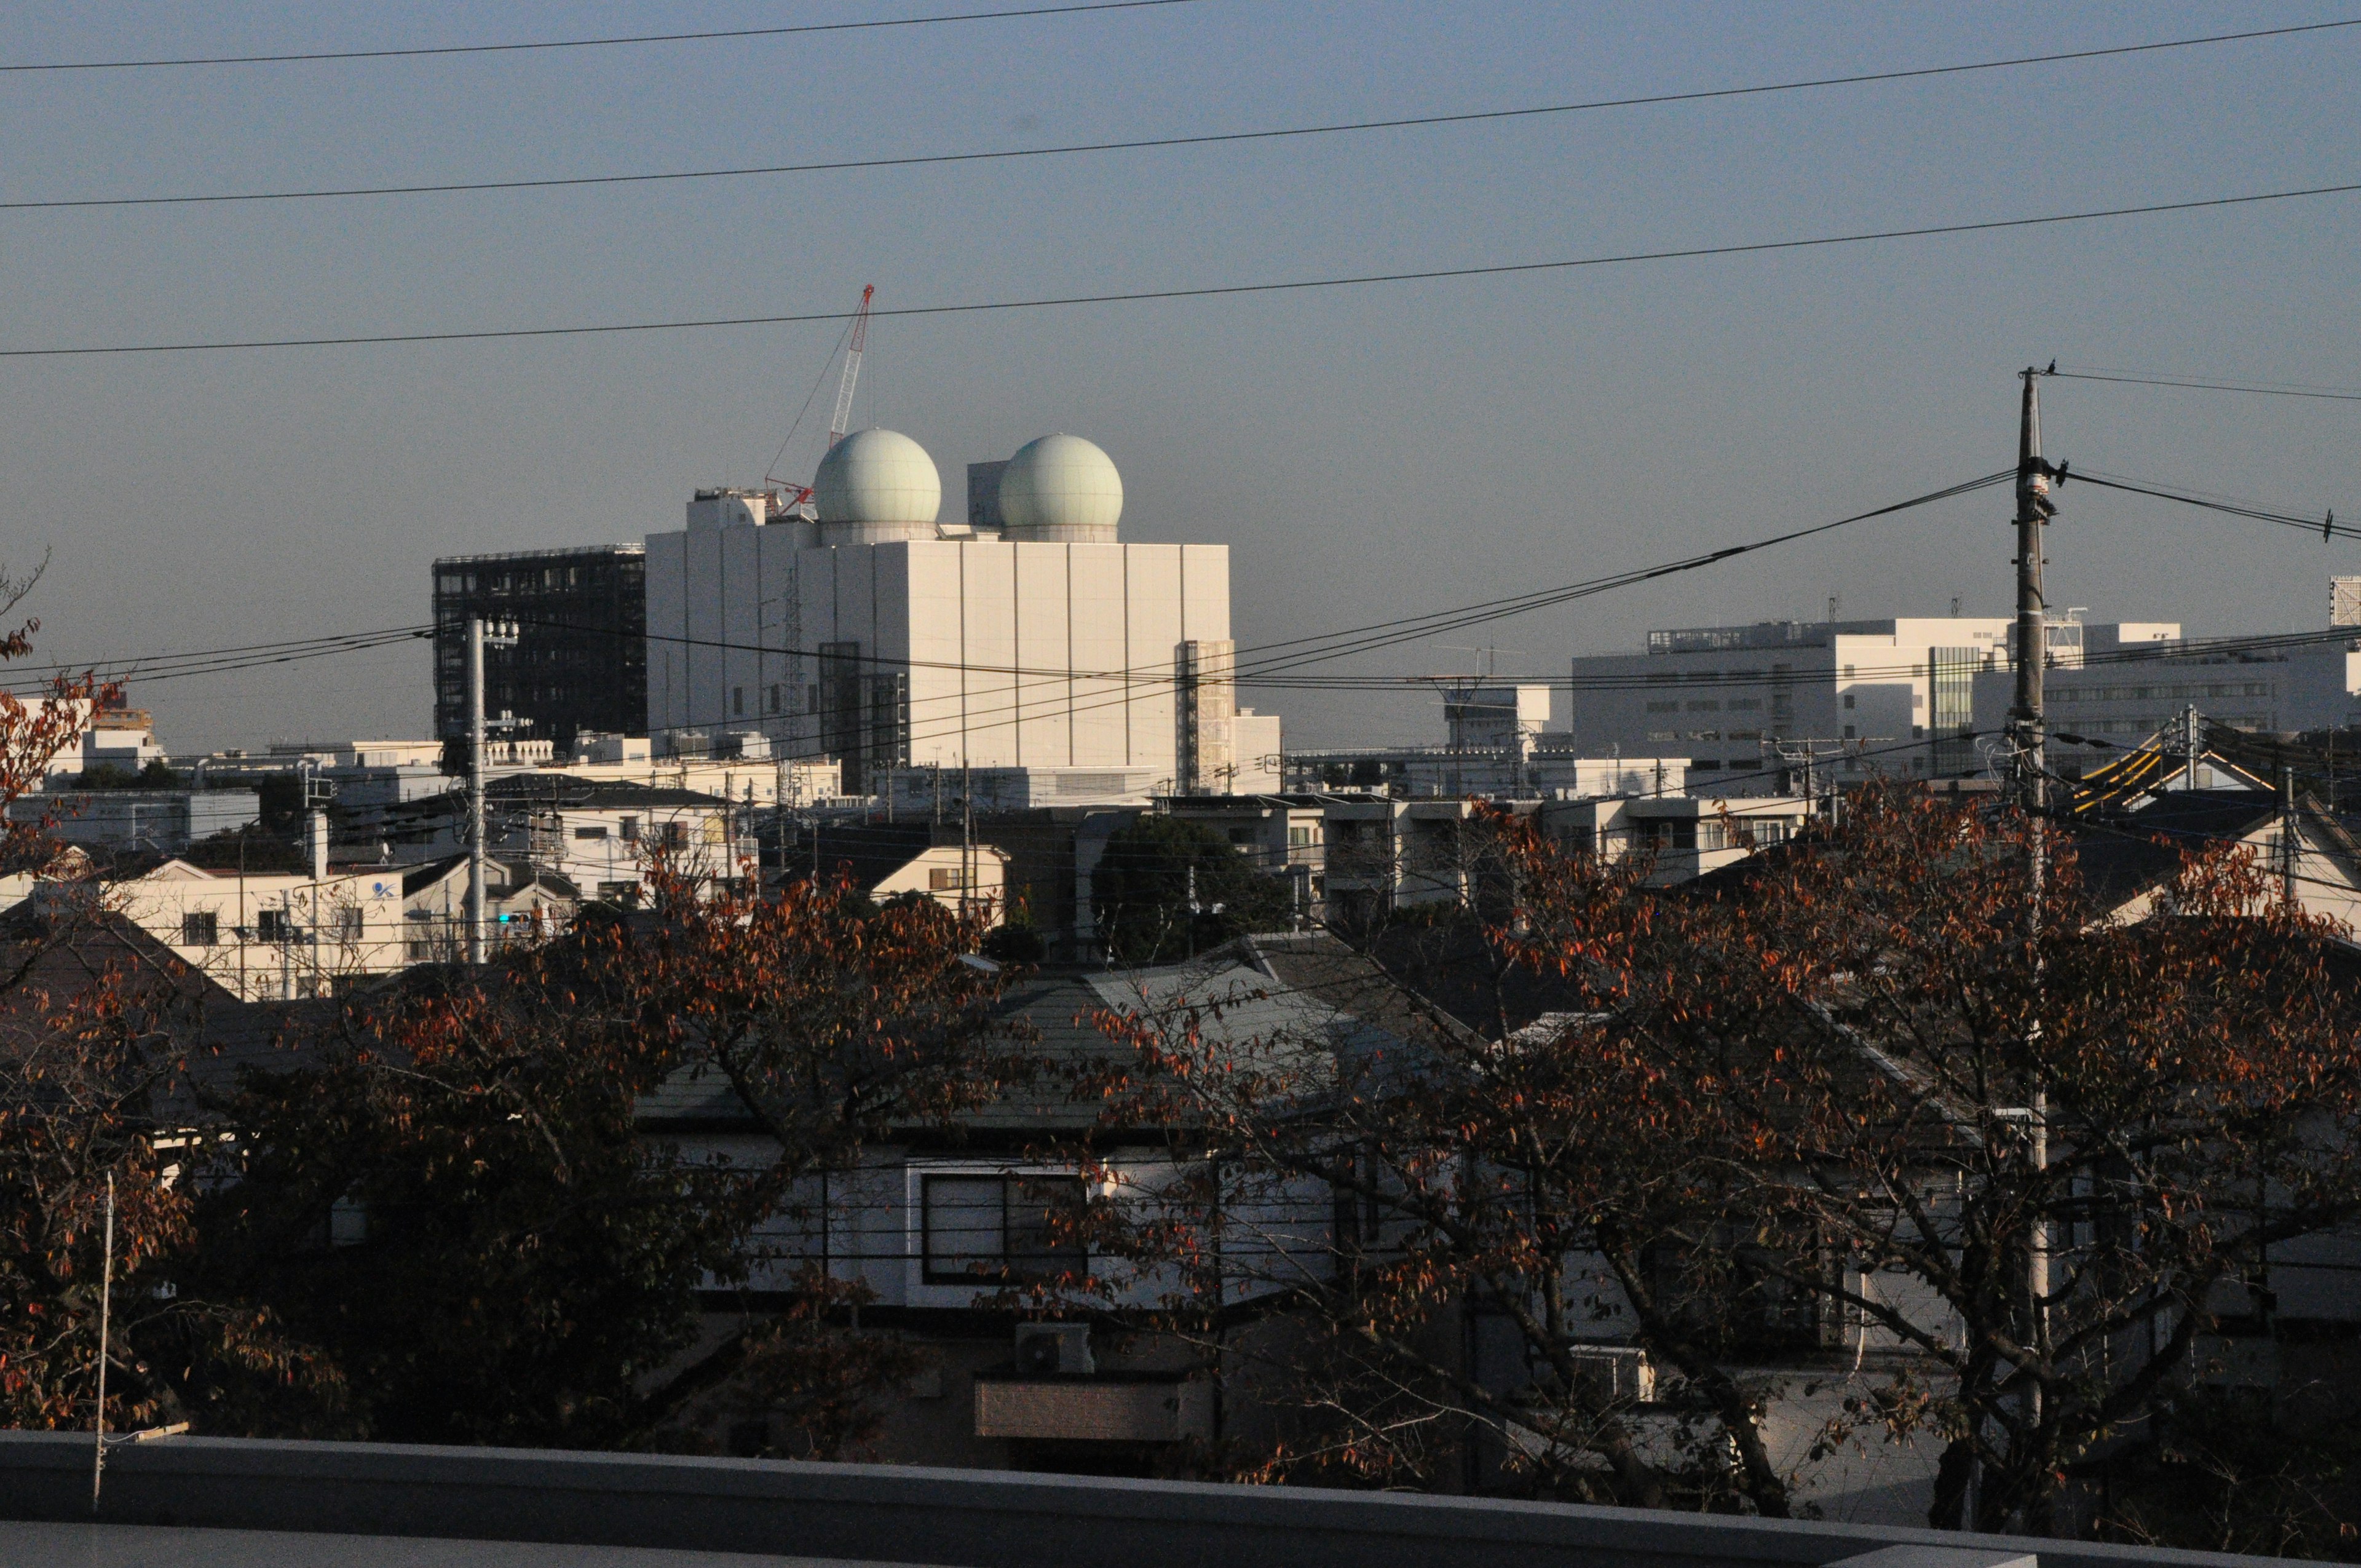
<box><xmin>432</xmin><ymin>545</ymin><xmax>646</xmax><ymax>754</ymax></box>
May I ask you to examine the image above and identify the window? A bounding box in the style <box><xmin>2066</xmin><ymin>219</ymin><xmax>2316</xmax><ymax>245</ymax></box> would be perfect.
<box><xmin>1288</xmin><ymin>825</ymin><xmax>1313</xmax><ymax>849</ymax></box>
<box><xmin>768</xmin><ymin>683</ymin><xmax>782</xmax><ymax>715</ymax></box>
<box><xmin>922</xmin><ymin>1174</ymin><xmax>1086</xmax><ymax>1283</ymax></box>
<box><xmin>619</xmin><ymin>817</ymin><xmax>639</xmax><ymax>842</ymax></box>
<box><xmin>1227</xmin><ymin>826</ymin><xmax>1255</xmax><ymax>845</ymax></box>
<box><xmin>574</xmin><ymin>825</ymin><xmax>610</xmax><ymax>840</ymax></box>
<box><xmin>1842</xmin><ymin>694</ymin><xmax>1856</xmax><ymax>710</ymax></box>
<box><xmin>335</xmin><ymin>905</ymin><xmax>365</xmax><ymax>942</ymax></box>
<box><xmin>929</xmin><ymin>866</ymin><xmax>969</xmax><ymax>891</ymax></box>
<box><xmin>329</xmin><ymin>1197</ymin><xmax>369</xmax><ymax>1248</ymax></box>
<box><xmin>1843</xmin><ymin>724</ymin><xmax>1857</xmax><ymax>739</ymax></box>
<box><xmin>181</xmin><ymin>910</ymin><xmax>218</xmax><ymax>946</ymax></box>
<box><xmin>1644</xmin><ymin>700</ymin><xmax>1680</xmax><ymax>713</ymax></box>
<box><xmin>732</xmin><ymin>686</ymin><xmax>745</xmax><ymax>716</ymax></box>
<box><xmin>661</xmin><ymin>821</ymin><xmax>689</xmax><ymax>850</ymax></box>
<box><xmin>258</xmin><ymin>908</ymin><xmax>293</xmax><ymax>943</ymax></box>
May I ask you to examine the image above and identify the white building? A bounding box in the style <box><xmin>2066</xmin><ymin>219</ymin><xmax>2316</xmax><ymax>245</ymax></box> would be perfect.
<box><xmin>386</xmin><ymin>779</ymin><xmax>743</xmax><ymax>903</ymax></box>
<box><xmin>7</xmin><ymin>789</ymin><xmax>259</xmax><ymax>854</ymax></box>
<box><xmin>1288</xmin><ymin>684</ymin><xmax>1691</xmax><ymax>801</ymax></box>
<box><xmin>2000</xmin><ymin>591</ymin><xmax>2361</xmax><ymax>774</ymax></box>
<box><xmin>645</xmin><ymin>431</ymin><xmax>1249</xmax><ymax>799</ymax></box>
<box><xmin>1562</xmin><ymin>615</ymin><xmax>2181</xmax><ymax>789</ymax></box>
<box><xmin>103</xmin><ymin>860</ymin><xmax>411</xmax><ymax>1000</ymax></box>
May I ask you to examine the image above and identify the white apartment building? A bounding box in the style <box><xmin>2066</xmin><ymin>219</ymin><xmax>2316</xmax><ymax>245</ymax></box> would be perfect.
<box><xmin>645</xmin><ymin>431</ymin><xmax>1247</xmax><ymax>799</ymax></box>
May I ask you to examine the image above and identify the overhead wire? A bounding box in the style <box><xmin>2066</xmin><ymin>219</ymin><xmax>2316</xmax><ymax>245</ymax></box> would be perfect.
<box><xmin>0</xmin><ymin>0</ymin><xmax>1203</xmax><ymax>73</ymax></box>
<box><xmin>2062</xmin><ymin>469</ymin><xmax>2353</xmax><ymax>540</ymax></box>
<box><xmin>9</xmin><ymin>181</ymin><xmax>2361</xmax><ymax>359</ymax></box>
<box><xmin>10</xmin><ymin>18</ymin><xmax>2355</xmax><ymax>213</ymax></box>
<box><xmin>536</xmin><ymin>471</ymin><xmax>2015</xmax><ymax>759</ymax></box>
<box><xmin>0</xmin><ymin>625</ymin><xmax>432</xmax><ymax>697</ymax></box>
<box><xmin>2051</xmin><ymin>366</ymin><xmax>2361</xmax><ymax>404</ymax></box>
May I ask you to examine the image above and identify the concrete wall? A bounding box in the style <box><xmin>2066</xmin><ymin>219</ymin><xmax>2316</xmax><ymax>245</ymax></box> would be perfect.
<box><xmin>0</xmin><ymin>1432</ymin><xmax>2300</xmax><ymax>1568</ymax></box>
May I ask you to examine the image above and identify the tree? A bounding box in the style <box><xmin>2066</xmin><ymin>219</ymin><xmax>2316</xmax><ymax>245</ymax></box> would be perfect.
<box><xmin>1092</xmin><ymin>814</ymin><xmax>1295</xmax><ymax>964</ymax></box>
<box><xmin>1074</xmin><ymin>785</ymin><xmax>2361</xmax><ymax>1535</ymax></box>
<box><xmin>1074</xmin><ymin>821</ymin><xmax>1799</xmax><ymax>1510</ymax></box>
<box><xmin>188</xmin><ymin>952</ymin><xmax>755</xmax><ymax>1446</ymax></box>
<box><xmin>191</xmin><ymin>861</ymin><xmax>1031</xmax><ymax>1451</ymax></box>
<box><xmin>0</xmin><ymin>565</ymin><xmax>326</xmax><ymax>1436</ymax></box>
<box><xmin>1607</xmin><ymin>782</ymin><xmax>2361</xmax><ymax>1534</ymax></box>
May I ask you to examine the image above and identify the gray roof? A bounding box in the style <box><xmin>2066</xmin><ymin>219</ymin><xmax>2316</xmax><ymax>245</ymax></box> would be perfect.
<box><xmin>638</xmin><ymin>939</ymin><xmax>1393</xmax><ymax>1138</ymax></box>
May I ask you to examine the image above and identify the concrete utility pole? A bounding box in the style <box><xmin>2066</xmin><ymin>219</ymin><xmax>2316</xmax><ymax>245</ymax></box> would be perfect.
<box><xmin>2009</xmin><ymin>367</ymin><xmax>2057</xmax><ymax>1451</ymax></box>
<box><xmin>2009</xmin><ymin>369</ymin><xmax>2053</xmax><ymax>804</ymax></box>
<box><xmin>467</xmin><ymin>616</ymin><xmax>521</xmax><ymax>964</ymax></box>
<box><xmin>2282</xmin><ymin>765</ymin><xmax>2300</xmax><ymax>906</ymax></box>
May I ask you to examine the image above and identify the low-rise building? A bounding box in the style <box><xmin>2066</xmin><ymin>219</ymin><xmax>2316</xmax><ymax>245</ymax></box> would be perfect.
<box><xmin>398</xmin><ymin>855</ymin><xmax>579</xmax><ymax>962</ymax></box>
<box><xmin>7</xmin><ymin>788</ymin><xmax>259</xmax><ymax>855</ymax></box>
<box><xmin>102</xmin><ymin>858</ymin><xmax>411</xmax><ymax>1000</ymax></box>
<box><xmin>781</xmin><ymin>820</ymin><xmax>1012</xmax><ymax>925</ymax></box>
<box><xmin>1539</xmin><ymin>793</ymin><xmax>1819</xmax><ymax>884</ymax></box>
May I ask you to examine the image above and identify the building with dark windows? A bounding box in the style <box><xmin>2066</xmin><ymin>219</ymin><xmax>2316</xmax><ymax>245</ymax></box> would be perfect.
<box><xmin>432</xmin><ymin>545</ymin><xmax>646</xmax><ymax>754</ymax></box>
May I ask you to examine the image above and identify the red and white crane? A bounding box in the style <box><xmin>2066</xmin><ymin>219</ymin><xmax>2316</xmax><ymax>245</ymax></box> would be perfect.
<box><xmin>771</xmin><ymin>284</ymin><xmax>875</xmax><ymax>518</ymax></box>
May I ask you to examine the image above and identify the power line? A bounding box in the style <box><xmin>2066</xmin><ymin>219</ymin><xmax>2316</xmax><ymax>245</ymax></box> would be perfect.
<box><xmin>2065</xmin><ymin>469</ymin><xmax>2353</xmax><ymax>541</ymax></box>
<box><xmin>12</xmin><ymin>19</ymin><xmax>2355</xmax><ymax>213</ymax></box>
<box><xmin>9</xmin><ymin>181</ymin><xmax>2360</xmax><ymax>360</ymax></box>
<box><xmin>0</xmin><ymin>0</ymin><xmax>1203</xmax><ymax>74</ymax></box>
<box><xmin>1</xmin><ymin>626</ymin><xmax>432</xmax><ymax>697</ymax></box>
<box><xmin>551</xmin><ymin>472</ymin><xmax>2011</xmax><ymax>754</ymax></box>
<box><xmin>2052</xmin><ymin>366</ymin><xmax>2361</xmax><ymax>403</ymax></box>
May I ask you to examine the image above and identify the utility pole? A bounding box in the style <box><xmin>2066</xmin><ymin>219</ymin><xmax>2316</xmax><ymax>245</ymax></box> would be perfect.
<box><xmin>2183</xmin><ymin>704</ymin><xmax>2201</xmax><ymax>791</ymax></box>
<box><xmin>467</xmin><ymin>616</ymin><xmax>521</xmax><ymax>964</ymax></box>
<box><xmin>2009</xmin><ymin>366</ymin><xmax>2057</xmax><ymax>1471</ymax></box>
<box><xmin>2281</xmin><ymin>764</ymin><xmax>2299</xmax><ymax>906</ymax></box>
<box><xmin>2009</xmin><ymin>368</ymin><xmax>2053</xmax><ymax>809</ymax></box>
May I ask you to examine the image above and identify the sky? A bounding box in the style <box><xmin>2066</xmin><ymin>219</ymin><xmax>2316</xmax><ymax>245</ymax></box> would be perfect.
<box><xmin>1</xmin><ymin>1</ymin><xmax>2357</xmax><ymax>752</ymax></box>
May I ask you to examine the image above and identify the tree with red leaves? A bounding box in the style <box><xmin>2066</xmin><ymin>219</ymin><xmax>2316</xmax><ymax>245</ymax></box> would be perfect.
<box><xmin>0</xmin><ymin>567</ymin><xmax>328</xmax><ymax>1434</ymax></box>
<box><xmin>188</xmin><ymin>863</ymin><xmax>1028</xmax><ymax>1451</ymax></box>
<box><xmin>1076</xmin><ymin>783</ymin><xmax>2361</xmax><ymax>1535</ymax></box>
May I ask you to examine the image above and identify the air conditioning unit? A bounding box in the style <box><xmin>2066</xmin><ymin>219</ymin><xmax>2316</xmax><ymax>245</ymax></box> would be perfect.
<box><xmin>1013</xmin><ymin>1323</ymin><xmax>1094</xmax><ymax>1377</ymax></box>
<box><xmin>1565</xmin><ymin>1344</ymin><xmax>1654</xmax><ymax>1404</ymax></box>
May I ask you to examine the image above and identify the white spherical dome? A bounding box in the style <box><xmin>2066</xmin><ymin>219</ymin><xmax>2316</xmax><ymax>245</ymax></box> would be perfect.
<box><xmin>813</xmin><ymin>429</ymin><xmax>941</xmax><ymax>540</ymax></box>
<box><xmin>997</xmin><ymin>434</ymin><xmax>1123</xmax><ymax>540</ymax></box>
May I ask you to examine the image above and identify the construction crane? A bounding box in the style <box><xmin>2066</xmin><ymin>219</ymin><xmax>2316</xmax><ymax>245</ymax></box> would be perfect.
<box><xmin>770</xmin><ymin>285</ymin><xmax>875</xmax><ymax>519</ymax></box>
<box><xmin>827</xmin><ymin>284</ymin><xmax>874</xmax><ymax>451</ymax></box>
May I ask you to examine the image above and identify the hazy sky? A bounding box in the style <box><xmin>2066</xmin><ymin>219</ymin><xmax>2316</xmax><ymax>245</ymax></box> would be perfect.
<box><xmin>2</xmin><ymin>1</ymin><xmax>2357</xmax><ymax>752</ymax></box>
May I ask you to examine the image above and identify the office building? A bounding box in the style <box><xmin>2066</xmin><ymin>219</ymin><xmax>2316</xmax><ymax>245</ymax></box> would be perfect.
<box><xmin>432</xmin><ymin>545</ymin><xmax>647</xmax><ymax>754</ymax></box>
